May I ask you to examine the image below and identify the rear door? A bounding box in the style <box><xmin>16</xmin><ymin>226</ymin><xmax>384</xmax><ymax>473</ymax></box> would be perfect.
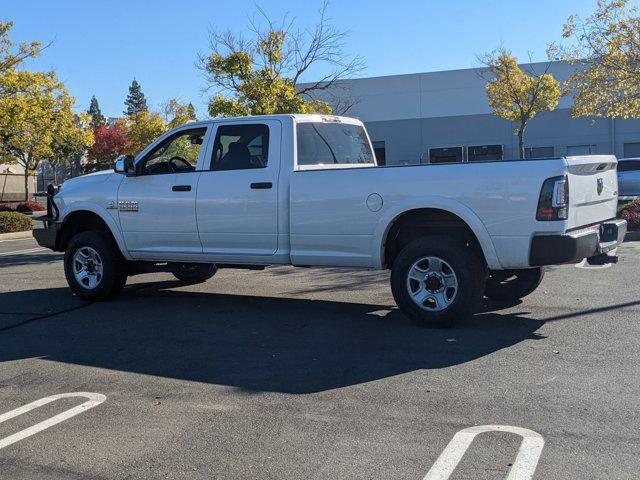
<box><xmin>196</xmin><ymin>120</ymin><xmax>281</xmax><ymax>256</ymax></box>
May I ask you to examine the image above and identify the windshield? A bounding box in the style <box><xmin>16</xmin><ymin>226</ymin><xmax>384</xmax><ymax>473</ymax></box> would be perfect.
<box><xmin>296</xmin><ymin>122</ymin><xmax>375</xmax><ymax>167</ymax></box>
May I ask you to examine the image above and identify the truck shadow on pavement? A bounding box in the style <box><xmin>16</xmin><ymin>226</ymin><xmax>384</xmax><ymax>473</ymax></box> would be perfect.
<box><xmin>0</xmin><ymin>282</ymin><xmax>546</xmax><ymax>394</ymax></box>
<box><xmin>0</xmin><ymin>252</ymin><xmax>62</xmax><ymax>268</ymax></box>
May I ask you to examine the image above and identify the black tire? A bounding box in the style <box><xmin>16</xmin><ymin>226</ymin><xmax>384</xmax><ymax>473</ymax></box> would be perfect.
<box><xmin>169</xmin><ymin>263</ymin><xmax>217</xmax><ymax>283</ymax></box>
<box><xmin>485</xmin><ymin>268</ymin><xmax>545</xmax><ymax>301</ymax></box>
<box><xmin>64</xmin><ymin>230</ymin><xmax>128</xmax><ymax>301</ymax></box>
<box><xmin>390</xmin><ymin>236</ymin><xmax>487</xmax><ymax>328</ymax></box>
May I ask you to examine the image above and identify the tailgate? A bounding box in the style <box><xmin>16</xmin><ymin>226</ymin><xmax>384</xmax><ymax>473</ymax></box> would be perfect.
<box><xmin>565</xmin><ymin>155</ymin><xmax>618</xmax><ymax>229</ymax></box>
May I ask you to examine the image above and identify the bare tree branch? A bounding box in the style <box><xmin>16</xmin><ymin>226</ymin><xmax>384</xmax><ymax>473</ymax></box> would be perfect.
<box><xmin>197</xmin><ymin>1</ymin><xmax>364</xmax><ymax>116</ymax></box>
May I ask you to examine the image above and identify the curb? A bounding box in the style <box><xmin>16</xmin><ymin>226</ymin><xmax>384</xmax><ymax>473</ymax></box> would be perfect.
<box><xmin>0</xmin><ymin>230</ymin><xmax>33</xmax><ymax>241</ymax></box>
<box><xmin>624</xmin><ymin>230</ymin><xmax>640</xmax><ymax>242</ymax></box>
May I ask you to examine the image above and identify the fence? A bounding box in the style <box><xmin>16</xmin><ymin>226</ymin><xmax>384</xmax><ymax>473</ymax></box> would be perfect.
<box><xmin>36</xmin><ymin>161</ymin><xmax>83</xmax><ymax>192</ymax></box>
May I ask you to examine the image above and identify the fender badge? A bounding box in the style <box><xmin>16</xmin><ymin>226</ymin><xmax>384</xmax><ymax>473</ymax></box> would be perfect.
<box><xmin>118</xmin><ymin>200</ymin><xmax>139</xmax><ymax>212</ymax></box>
<box><xmin>597</xmin><ymin>178</ymin><xmax>604</xmax><ymax>195</ymax></box>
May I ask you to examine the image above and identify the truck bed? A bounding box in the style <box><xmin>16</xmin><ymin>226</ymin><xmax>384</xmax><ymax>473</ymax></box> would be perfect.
<box><xmin>288</xmin><ymin>156</ymin><xmax>618</xmax><ymax>270</ymax></box>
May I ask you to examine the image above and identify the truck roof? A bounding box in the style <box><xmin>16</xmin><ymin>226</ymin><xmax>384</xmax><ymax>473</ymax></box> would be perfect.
<box><xmin>182</xmin><ymin>114</ymin><xmax>362</xmax><ymax>128</ymax></box>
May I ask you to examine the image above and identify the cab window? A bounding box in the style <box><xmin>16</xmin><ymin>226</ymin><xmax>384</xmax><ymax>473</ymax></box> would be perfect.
<box><xmin>296</xmin><ymin>122</ymin><xmax>374</xmax><ymax>166</ymax></box>
<box><xmin>210</xmin><ymin>124</ymin><xmax>269</xmax><ymax>171</ymax></box>
<box><xmin>141</xmin><ymin>128</ymin><xmax>206</xmax><ymax>175</ymax></box>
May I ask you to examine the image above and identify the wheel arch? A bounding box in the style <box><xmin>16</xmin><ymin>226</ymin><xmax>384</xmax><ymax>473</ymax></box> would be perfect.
<box><xmin>58</xmin><ymin>205</ymin><xmax>131</xmax><ymax>260</ymax></box>
<box><xmin>374</xmin><ymin>200</ymin><xmax>502</xmax><ymax>270</ymax></box>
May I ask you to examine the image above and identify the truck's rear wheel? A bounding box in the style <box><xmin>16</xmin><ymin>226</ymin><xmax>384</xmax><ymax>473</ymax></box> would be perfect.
<box><xmin>169</xmin><ymin>263</ymin><xmax>217</xmax><ymax>283</ymax></box>
<box><xmin>64</xmin><ymin>231</ymin><xmax>127</xmax><ymax>301</ymax></box>
<box><xmin>390</xmin><ymin>236</ymin><xmax>486</xmax><ymax>328</ymax></box>
<box><xmin>485</xmin><ymin>268</ymin><xmax>545</xmax><ymax>301</ymax></box>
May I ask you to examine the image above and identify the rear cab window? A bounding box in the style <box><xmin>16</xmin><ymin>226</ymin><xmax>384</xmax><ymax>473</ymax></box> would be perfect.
<box><xmin>295</xmin><ymin>120</ymin><xmax>376</xmax><ymax>170</ymax></box>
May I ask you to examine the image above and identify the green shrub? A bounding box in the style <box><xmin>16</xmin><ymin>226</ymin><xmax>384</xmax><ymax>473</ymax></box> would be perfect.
<box><xmin>0</xmin><ymin>212</ymin><xmax>33</xmax><ymax>234</ymax></box>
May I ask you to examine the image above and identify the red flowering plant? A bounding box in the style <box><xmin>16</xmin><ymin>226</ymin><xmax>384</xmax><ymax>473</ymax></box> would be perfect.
<box><xmin>619</xmin><ymin>200</ymin><xmax>640</xmax><ymax>231</ymax></box>
<box><xmin>16</xmin><ymin>201</ymin><xmax>45</xmax><ymax>213</ymax></box>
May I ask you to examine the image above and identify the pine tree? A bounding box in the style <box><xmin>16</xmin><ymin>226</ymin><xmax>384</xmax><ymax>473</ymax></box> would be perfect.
<box><xmin>124</xmin><ymin>79</ymin><xmax>148</xmax><ymax>116</ymax></box>
<box><xmin>87</xmin><ymin>95</ymin><xmax>105</xmax><ymax>128</ymax></box>
<box><xmin>187</xmin><ymin>102</ymin><xmax>196</xmax><ymax>120</ymax></box>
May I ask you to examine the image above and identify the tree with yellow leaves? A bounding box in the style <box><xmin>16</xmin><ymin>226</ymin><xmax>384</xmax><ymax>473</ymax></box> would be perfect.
<box><xmin>550</xmin><ymin>0</ymin><xmax>640</xmax><ymax>119</ymax></box>
<box><xmin>122</xmin><ymin>99</ymin><xmax>199</xmax><ymax>156</ymax></box>
<box><xmin>198</xmin><ymin>2</ymin><xmax>363</xmax><ymax>117</ymax></box>
<box><xmin>122</xmin><ymin>110</ymin><xmax>166</xmax><ymax>155</ymax></box>
<box><xmin>0</xmin><ymin>70</ymin><xmax>93</xmax><ymax>198</ymax></box>
<box><xmin>162</xmin><ymin>98</ymin><xmax>197</xmax><ymax>129</ymax></box>
<box><xmin>0</xmin><ymin>21</ymin><xmax>42</xmax><ymax>78</ymax></box>
<box><xmin>480</xmin><ymin>49</ymin><xmax>562</xmax><ymax>159</ymax></box>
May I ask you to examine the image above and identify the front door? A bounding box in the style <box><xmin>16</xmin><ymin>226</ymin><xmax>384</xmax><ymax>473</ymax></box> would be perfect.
<box><xmin>196</xmin><ymin>120</ymin><xmax>281</xmax><ymax>257</ymax></box>
<box><xmin>118</xmin><ymin>126</ymin><xmax>209</xmax><ymax>257</ymax></box>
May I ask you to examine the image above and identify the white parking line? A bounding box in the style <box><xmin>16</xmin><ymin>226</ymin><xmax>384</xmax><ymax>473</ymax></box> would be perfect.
<box><xmin>0</xmin><ymin>238</ymin><xmax>35</xmax><ymax>243</ymax></box>
<box><xmin>423</xmin><ymin>425</ymin><xmax>545</xmax><ymax>480</ymax></box>
<box><xmin>0</xmin><ymin>247</ymin><xmax>48</xmax><ymax>257</ymax></box>
<box><xmin>0</xmin><ymin>392</ymin><xmax>106</xmax><ymax>449</ymax></box>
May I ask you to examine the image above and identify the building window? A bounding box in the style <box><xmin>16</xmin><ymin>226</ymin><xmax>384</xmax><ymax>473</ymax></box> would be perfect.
<box><xmin>467</xmin><ymin>144</ymin><xmax>503</xmax><ymax>162</ymax></box>
<box><xmin>525</xmin><ymin>146</ymin><xmax>555</xmax><ymax>159</ymax></box>
<box><xmin>372</xmin><ymin>141</ymin><xmax>386</xmax><ymax>166</ymax></box>
<box><xmin>623</xmin><ymin>142</ymin><xmax>640</xmax><ymax>158</ymax></box>
<box><xmin>429</xmin><ymin>146</ymin><xmax>463</xmax><ymax>163</ymax></box>
<box><xmin>567</xmin><ymin>145</ymin><xmax>597</xmax><ymax>156</ymax></box>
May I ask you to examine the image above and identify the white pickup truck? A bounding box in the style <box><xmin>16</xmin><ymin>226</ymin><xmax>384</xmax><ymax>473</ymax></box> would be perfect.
<box><xmin>34</xmin><ymin>114</ymin><xmax>626</xmax><ymax>328</ymax></box>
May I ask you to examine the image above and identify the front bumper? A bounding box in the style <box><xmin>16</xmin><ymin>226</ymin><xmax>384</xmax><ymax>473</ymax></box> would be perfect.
<box><xmin>32</xmin><ymin>217</ymin><xmax>61</xmax><ymax>250</ymax></box>
<box><xmin>529</xmin><ymin>219</ymin><xmax>627</xmax><ymax>267</ymax></box>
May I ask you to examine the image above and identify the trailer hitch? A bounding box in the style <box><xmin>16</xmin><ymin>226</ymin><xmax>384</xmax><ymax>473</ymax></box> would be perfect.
<box><xmin>586</xmin><ymin>253</ymin><xmax>618</xmax><ymax>266</ymax></box>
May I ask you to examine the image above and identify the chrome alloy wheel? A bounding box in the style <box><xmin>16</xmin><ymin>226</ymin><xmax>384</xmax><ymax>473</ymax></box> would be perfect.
<box><xmin>406</xmin><ymin>256</ymin><xmax>458</xmax><ymax>311</ymax></box>
<box><xmin>72</xmin><ymin>247</ymin><xmax>104</xmax><ymax>290</ymax></box>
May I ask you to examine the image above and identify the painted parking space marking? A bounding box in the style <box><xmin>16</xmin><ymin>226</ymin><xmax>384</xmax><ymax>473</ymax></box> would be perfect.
<box><xmin>0</xmin><ymin>238</ymin><xmax>35</xmax><ymax>243</ymax></box>
<box><xmin>0</xmin><ymin>392</ymin><xmax>106</xmax><ymax>450</ymax></box>
<box><xmin>423</xmin><ymin>425</ymin><xmax>545</xmax><ymax>480</ymax></box>
<box><xmin>0</xmin><ymin>247</ymin><xmax>48</xmax><ymax>257</ymax></box>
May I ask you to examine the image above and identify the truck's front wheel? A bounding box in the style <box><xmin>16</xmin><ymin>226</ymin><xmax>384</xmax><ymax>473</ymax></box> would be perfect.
<box><xmin>390</xmin><ymin>236</ymin><xmax>486</xmax><ymax>328</ymax></box>
<box><xmin>64</xmin><ymin>231</ymin><xmax>128</xmax><ymax>301</ymax></box>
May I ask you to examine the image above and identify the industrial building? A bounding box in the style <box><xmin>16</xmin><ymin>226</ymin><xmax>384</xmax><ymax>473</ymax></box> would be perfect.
<box><xmin>324</xmin><ymin>61</ymin><xmax>640</xmax><ymax>166</ymax></box>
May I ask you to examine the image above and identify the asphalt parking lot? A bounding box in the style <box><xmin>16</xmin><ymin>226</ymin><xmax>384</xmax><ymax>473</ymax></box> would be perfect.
<box><xmin>0</xmin><ymin>237</ymin><xmax>639</xmax><ymax>479</ymax></box>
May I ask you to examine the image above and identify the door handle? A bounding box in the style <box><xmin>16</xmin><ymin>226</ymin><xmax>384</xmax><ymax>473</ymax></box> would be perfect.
<box><xmin>250</xmin><ymin>182</ymin><xmax>272</xmax><ymax>189</ymax></box>
<box><xmin>172</xmin><ymin>185</ymin><xmax>191</xmax><ymax>192</ymax></box>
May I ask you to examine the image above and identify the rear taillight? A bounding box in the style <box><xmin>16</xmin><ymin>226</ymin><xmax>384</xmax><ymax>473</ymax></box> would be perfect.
<box><xmin>536</xmin><ymin>175</ymin><xmax>568</xmax><ymax>221</ymax></box>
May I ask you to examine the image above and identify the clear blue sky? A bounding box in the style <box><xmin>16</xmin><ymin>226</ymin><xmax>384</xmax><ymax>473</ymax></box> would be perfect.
<box><xmin>4</xmin><ymin>0</ymin><xmax>631</xmax><ymax>118</ymax></box>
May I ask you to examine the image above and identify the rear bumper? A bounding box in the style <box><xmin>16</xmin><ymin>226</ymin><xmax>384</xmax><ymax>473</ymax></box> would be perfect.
<box><xmin>32</xmin><ymin>217</ymin><xmax>61</xmax><ymax>250</ymax></box>
<box><xmin>529</xmin><ymin>219</ymin><xmax>627</xmax><ymax>267</ymax></box>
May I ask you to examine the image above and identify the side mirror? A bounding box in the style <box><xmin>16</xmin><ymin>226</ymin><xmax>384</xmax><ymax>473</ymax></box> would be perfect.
<box><xmin>114</xmin><ymin>155</ymin><xmax>136</xmax><ymax>176</ymax></box>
